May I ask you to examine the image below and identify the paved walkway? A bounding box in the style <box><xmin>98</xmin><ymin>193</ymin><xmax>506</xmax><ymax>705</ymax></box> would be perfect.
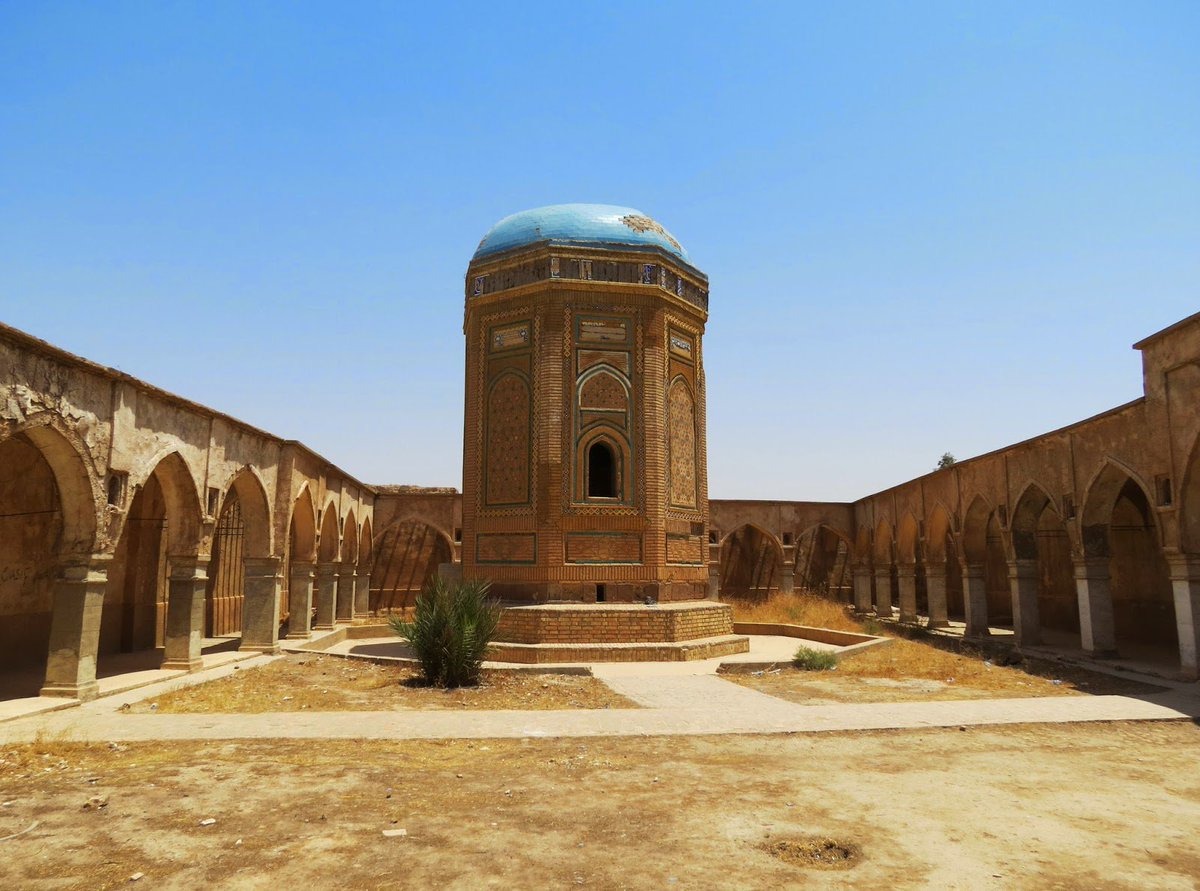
<box><xmin>0</xmin><ymin>656</ymin><xmax>1196</xmax><ymax>745</ymax></box>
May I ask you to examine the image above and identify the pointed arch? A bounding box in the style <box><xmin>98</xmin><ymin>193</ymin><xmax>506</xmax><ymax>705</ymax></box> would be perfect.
<box><xmin>289</xmin><ymin>485</ymin><xmax>318</xmax><ymax>564</ymax></box>
<box><xmin>359</xmin><ymin>516</ymin><xmax>373</xmax><ymax>564</ymax></box>
<box><xmin>961</xmin><ymin>495</ymin><xmax>992</xmax><ymax>564</ymax></box>
<box><xmin>718</xmin><ymin>523</ymin><xmax>784</xmax><ymax>600</ymax></box>
<box><xmin>873</xmin><ymin>518</ymin><xmax>894</xmax><ymax>564</ymax></box>
<box><xmin>318</xmin><ymin>505</ymin><xmax>341</xmax><ymax>563</ymax></box>
<box><xmin>1081</xmin><ymin>459</ymin><xmax>1156</xmax><ymax>557</ymax></box>
<box><xmin>342</xmin><ymin>509</ymin><xmax>359</xmax><ymax>565</ymax></box>
<box><xmin>896</xmin><ymin>512</ymin><xmax>919</xmax><ymax>563</ymax></box>
<box><xmin>925</xmin><ymin>503</ymin><xmax>954</xmax><ymax>562</ymax></box>
<box><xmin>225</xmin><ymin>468</ymin><xmax>272</xmax><ymax>558</ymax></box>
<box><xmin>370</xmin><ymin>517</ymin><xmax>453</xmax><ymax>611</ymax></box>
<box><xmin>138</xmin><ymin>451</ymin><xmax>204</xmax><ymax>557</ymax></box>
<box><xmin>6</xmin><ymin>419</ymin><xmax>98</xmax><ymax>554</ymax></box>
<box><xmin>793</xmin><ymin>523</ymin><xmax>854</xmax><ymax>598</ymax></box>
<box><xmin>1011</xmin><ymin>482</ymin><xmax>1057</xmax><ymax>561</ymax></box>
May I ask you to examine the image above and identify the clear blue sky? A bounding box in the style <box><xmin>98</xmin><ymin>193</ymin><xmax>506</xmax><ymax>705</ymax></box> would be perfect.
<box><xmin>2</xmin><ymin>2</ymin><xmax>1197</xmax><ymax>500</ymax></box>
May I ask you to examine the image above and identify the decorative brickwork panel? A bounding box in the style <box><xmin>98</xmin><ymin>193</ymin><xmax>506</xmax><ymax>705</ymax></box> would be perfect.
<box><xmin>668</xmin><ymin>379</ymin><xmax>697</xmax><ymax>508</ymax></box>
<box><xmin>578</xmin><ymin>349</ymin><xmax>631</xmax><ymax>375</ymax></box>
<box><xmin>476</xmin><ymin>533</ymin><xmax>537</xmax><ymax>564</ymax></box>
<box><xmin>579</xmin><ymin>370</ymin><xmax>628</xmax><ymax>412</ymax></box>
<box><xmin>565</xmin><ymin>533</ymin><xmax>642</xmax><ymax>564</ymax></box>
<box><xmin>666</xmin><ymin>533</ymin><xmax>705</xmax><ymax>565</ymax></box>
<box><xmin>485</xmin><ymin>372</ymin><xmax>531</xmax><ymax>505</ymax></box>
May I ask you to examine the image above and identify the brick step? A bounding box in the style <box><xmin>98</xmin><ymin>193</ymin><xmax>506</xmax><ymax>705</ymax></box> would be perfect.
<box><xmin>495</xmin><ymin>601</ymin><xmax>734</xmax><ymax>644</ymax></box>
<box><xmin>487</xmin><ymin>634</ymin><xmax>750</xmax><ymax>665</ymax></box>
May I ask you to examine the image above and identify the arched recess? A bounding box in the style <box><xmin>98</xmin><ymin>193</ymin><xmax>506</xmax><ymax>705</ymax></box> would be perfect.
<box><xmin>318</xmin><ymin>506</ymin><xmax>340</xmax><ymax>564</ymax></box>
<box><xmin>99</xmin><ymin>452</ymin><xmax>204</xmax><ymax>664</ymax></box>
<box><xmin>895</xmin><ymin>513</ymin><xmax>927</xmax><ymax>615</ymax></box>
<box><xmin>666</xmin><ymin>377</ymin><xmax>698</xmax><ymax>508</ymax></box>
<box><xmin>984</xmin><ymin>513</ymin><xmax>1011</xmax><ymax>624</ymax></box>
<box><xmin>874</xmin><ymin>519</ymin><xmax>895</xmax><ymax>611</ymax></box>
<box><xmin>485</xmin><ymin>370</ymin><xmax>532</xmax><ymax>507</ymax></box>
<box><xmin>576</xmin><ymin>426</ymin><xmax>631</xmax><ymax>503</ymax></box>
<box><xmin>961</xmin><ymin>496</ymin><xmax>996</xmax><ymax>630</ymax></box>
<box><xmin>793</xmin><ymin>524</ymin><xmax>853</xmax><ymax>600</ymax></box>
<box><xmin>719</xmin><ymin>524</ymin><xmax>783</xmax><ymax>600</ymax></box>
<box><xmin>359</xmin><ymin>517</ymin><xmax>373</xmax><ymax>566</ymax></box>
<box><xmin>343</xmin><ymin>511</ymin><xmax>359</xmax><ymax>567</ymax></box>
<box><xmin>1083</xmin><ymin>463</ymin><xmax>1176</xmax><ymax>663</ymax></box>
<box><xmin>1011</xmin><ymin>484</ymin><xmax>1078</xmax><ymax>641</ymax></box>
<box><xmin>281</xmin><ymin>486</ymin><xmax>318</xmax><ymax>624</ymax></box>
<box><xmin>205</xmin><ymin>469</ymin><xmax>272</xmax><ymax>637</ymax></box>
<box><xmin>0</xmin><ymin>426</ymin><xmax>98</xmax><ymax>686</ymax></box>
<box><xmin>289</xmin><ymin>486</ymin><xmax>318</xmax><ymax>565</ymax></box>
<box><xmin>926</xmin><ymin>503</ymin><xmax>964</xmax><ymax>620</ymax></box>
<box><xmin>370</xmin><ymin>519</ymin><xmax>453</xmax><ymax>612</ymax></box>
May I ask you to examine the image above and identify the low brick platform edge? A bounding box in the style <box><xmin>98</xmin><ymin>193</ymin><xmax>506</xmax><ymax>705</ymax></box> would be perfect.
<box><xmin>495</xmin><ymin>601</ymin><xmax>735</xmax><ymax>645</ymax></box>
<box><xmin>488</xmin><ymin>634</ymin><xmax>750</xmax><ymax>664</ymax></box>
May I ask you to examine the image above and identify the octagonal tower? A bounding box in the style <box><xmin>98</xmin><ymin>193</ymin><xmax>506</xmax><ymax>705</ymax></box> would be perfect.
<box><xmin>462</xmin><ymin>204</ymin><xmax>710</xmax><ymax>603</ymax></box>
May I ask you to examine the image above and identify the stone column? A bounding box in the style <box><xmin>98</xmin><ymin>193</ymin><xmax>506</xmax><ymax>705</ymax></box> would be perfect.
<box><xmin>314</xmin><ymin>562</ymin><xmax>338</xmax><ymax>629</ymax></box>
<box><xmin>779</xmin><ymin>563</ymin><xmax>795</xmax><ymax>595</ymax></box>
<box><xmin>962</xmin><ymin>563</ymin><xmax>990</xmax><ymax>637</ymax></box>
<box><xmin>336</xmin><ymin>563</ymin><xmax>356</xmax><ymax>622</ymax></box>
<box><xmin>41</xmin><ymin>557</ymin><xmax>109</xmax><ymax>700</ymax></box>
<box><xmin>286</xmin><ymin>561</ymin><xmax>315</xmax><ymax>640</ymax></box>
<box><xmin>1008</xmin><ymin>558</ymin><xmax>1041</xmax><ymax>647</ymax></box>
<box><xmin>162</xmin><ymin>557</ymin><xmax>208</xmax><ymax>671</ymax></box>
<box><xmin>354</xmin><ymin>569</ymin><xmax>371</xmax><ymax>617</ymax></box>
<box><xmin>852</xmin><ymin>567</ymin><xmax>873</xmax><ymax>614</ymax></box>
<box><xmin>1167</xmin><ymin>556</ymin><xmax>1200</xmax><ymax>679</ymax></box>
<box><xmin>924</xmin><ymin>562</ymin><xmax>949</xmax><ymax>628</ymax></box>
<box><xmin>896</xmin><ymin>563</ymin><xmax>918</xmax><ymax>624</ymax></box>
<box><xmin>1074</xmin><ymin>557</ymin><xmax>1116</xmax><ymax>656</ymax></box>
<box><xmin>874</xmin><ymin>567</ymin><xmax>893</xmax><ymax>618</ymax></box>
<box><xmin>240</xmin><ymin>557</ymin><xmax>282</xmax><ymax>654</ymax></box>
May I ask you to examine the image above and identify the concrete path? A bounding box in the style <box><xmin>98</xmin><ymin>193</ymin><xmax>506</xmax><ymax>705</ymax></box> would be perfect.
<box><xmin>0</xmin><ymin>667</ymin><xmax>1196</xmax><ymax>745</ymax></box>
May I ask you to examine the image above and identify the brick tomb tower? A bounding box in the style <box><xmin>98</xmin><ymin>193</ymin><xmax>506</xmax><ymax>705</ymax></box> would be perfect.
<box><xmin>460</xmin><ymin>204</ymin><xmax>745</xmax><ymax>661</ymax></box>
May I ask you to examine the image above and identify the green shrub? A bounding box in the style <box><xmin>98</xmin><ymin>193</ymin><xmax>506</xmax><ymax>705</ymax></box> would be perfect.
<box><xmin>792</xmin><ymin>646</ymin><xmax>838</xmax><ymax>671</ymax></box>
<box><xmin>389</xmin><ymin>577</ymin><xmax>501</xmax><ymax>688</ymax></box>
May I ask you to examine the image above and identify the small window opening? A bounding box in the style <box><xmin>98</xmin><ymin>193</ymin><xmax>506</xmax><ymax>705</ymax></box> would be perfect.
<box><xmin>106</xmin><ymin>473</ymin><xmax>124</xmax><ymax>507</ymax></box>
<box><xmin>782</xmin><ymin>532</ymin><xmax>793</xmax><ymax>546</ymax></box>
<box><xmin>207</xmin><ymin>487</ymin><xmax>220</xmax><ymax>516</ymax></box>
<box><xmin>595</xmin><ymin>584</ymin><xmax>606</xmax><ymax>603</ymax></box>
<box><xmin>1063</xmin><ymin>494</ymin><xmax>1076</xmax><ymax>519</ymax></box>
<box><xmin>587</xmin><ymin>441</ymin><xmax>617</xmax><ymax>499</ymax></box>
<box><xmin>708</xmin><ymin>531</ymin><xmax>718</xmax><ymax>544</ymax></box>
<box><xmin>454</xmin><ymin>527</ymin><xmax>463</xmax><ymax>543</ymax></box>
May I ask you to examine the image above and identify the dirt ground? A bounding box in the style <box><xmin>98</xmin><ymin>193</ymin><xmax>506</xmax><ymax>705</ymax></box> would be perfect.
<box><xmin>128</xmin><ymin>654</ymin><xmax>634</xmax><ymax>713</ymax></box>
<box><xmin>1</xmin><ymin>721</ymin><xmax>1198</xmax><ymax>890</ymax></box>
<box><xmin>726</xmin><ymin>639</ymin><xmax>1169</xmax><ymax>704</ymax></box>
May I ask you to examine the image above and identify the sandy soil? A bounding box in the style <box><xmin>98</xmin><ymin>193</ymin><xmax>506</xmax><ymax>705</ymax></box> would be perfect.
<box><xmin>727</xmin><ymin>640</ymin><xmax>1169</xmax><ymax>704</ymax></box>
<box><xmin>1</xmin><ymin>722</ymin><xmax>1198</xmax><ymax>889</ymax></box>
<box><xmin>128</xmin><ymin>654</ymin><xmax>634</xmax><ymax>713</ymax></box>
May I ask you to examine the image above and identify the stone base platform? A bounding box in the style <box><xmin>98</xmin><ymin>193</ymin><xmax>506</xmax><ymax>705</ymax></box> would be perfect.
<box><xmin>490</xmin><ymin>601</ymin><xmax>749</xmax><ymax>664</ymax></box>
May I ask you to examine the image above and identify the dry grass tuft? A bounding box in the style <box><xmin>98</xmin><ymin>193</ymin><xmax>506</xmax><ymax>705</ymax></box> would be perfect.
<box><xmin>726</xmin><ymin>590</ymin><xmax>866</xmax><ymax>633</ymax></box>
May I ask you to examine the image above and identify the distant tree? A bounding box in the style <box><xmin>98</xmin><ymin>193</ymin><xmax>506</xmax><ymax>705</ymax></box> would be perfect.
<box><xmin>937</xmin><ymin>452</ymin><xmax>957</xmax><ymax>470</ymax></box>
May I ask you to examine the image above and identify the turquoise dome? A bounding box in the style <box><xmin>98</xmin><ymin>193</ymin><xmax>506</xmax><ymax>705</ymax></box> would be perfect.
<box><xmin>472</xmin><ymin>203</ymin><xmax>690</xmax><ymax>263</ymax></box>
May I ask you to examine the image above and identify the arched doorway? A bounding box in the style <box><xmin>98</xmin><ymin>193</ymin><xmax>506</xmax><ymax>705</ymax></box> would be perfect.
<box><xmin>0</xmin><ymin>433</ymin><xmax>66</xmax><ymax>693</ymax></box>
<box><xmin>370</xmin><ymin>519</ymin><xmax>453</xmax><ymax>611</ymax></box>
<box><xmin>1011</xmin><ymin>485</ymin><xmax>1079</xmax><ymax>648</ymax></box>
<box><xmin>793</xmin><ymin>525</ymin><xmax>852</xmax><ymax>601</ymax></box>
<box><xmin>1082</xmin><ymin>465</ymin><xmax>1176</xmax><ymax>665</ymax></box>
<box><xmin>719</xmin><ymin>525</ymin><xmax>782</xmax><ymax>601</ymax></box>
